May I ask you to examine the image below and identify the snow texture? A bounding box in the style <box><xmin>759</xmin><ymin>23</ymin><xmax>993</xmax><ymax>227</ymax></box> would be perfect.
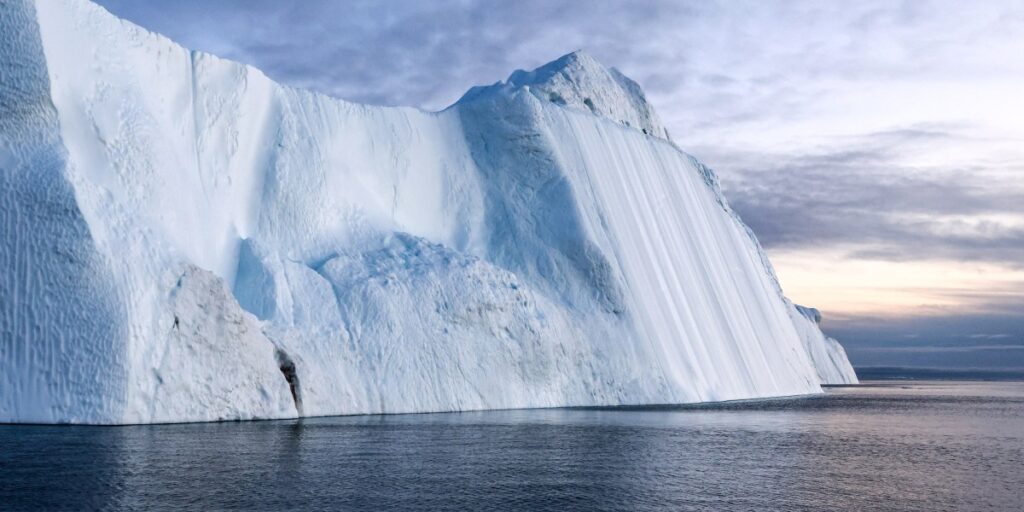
<box><xmin>0</xmin><ymin>0</ymin><xmax>856</xmax><ymax>424</ymax></box>
<box><xmin>460</xmin><ymin>51</ymin><xmax>671</xmax><ymax>140</ymax></box>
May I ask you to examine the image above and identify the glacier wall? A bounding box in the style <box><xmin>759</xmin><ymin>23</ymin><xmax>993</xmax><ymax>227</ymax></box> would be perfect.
<box><xmin>0</xmin><ymin>0</ymin><xmax>855</xmax><ymax>424</ymax></box>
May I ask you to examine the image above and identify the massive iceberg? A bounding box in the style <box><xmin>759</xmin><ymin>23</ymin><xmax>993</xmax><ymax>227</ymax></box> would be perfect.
<box><xmin>0</xmin><ymin>0</ymin><xmax>856</xmax><ymax>424</ymax></box>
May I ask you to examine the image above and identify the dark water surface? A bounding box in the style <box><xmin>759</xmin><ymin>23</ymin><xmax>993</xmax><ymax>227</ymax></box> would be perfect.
<box><xmin>2</xmin><ymin>380</ymin><xmax>1022</xmax><ymax>511</ymax></box>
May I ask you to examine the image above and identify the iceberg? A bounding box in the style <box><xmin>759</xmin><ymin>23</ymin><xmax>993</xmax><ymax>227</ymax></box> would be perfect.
<box><xmin>0</xmin><ymin>0</ymin><xmax>856</xmax><ymax>424</ymax></box>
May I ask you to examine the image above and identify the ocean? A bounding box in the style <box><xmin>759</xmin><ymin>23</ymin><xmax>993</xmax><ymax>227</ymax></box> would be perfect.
<box><xmin>2</xmin><ymin>380</ymin><xmax>1022</xmax><ymax>511</ymax></box>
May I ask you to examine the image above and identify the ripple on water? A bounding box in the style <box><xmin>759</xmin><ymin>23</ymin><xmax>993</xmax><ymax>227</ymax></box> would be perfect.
<box><xmin>1</xmin><ymin>380</ymin><xmax>1023</xmax><ymax>511</ymax></box>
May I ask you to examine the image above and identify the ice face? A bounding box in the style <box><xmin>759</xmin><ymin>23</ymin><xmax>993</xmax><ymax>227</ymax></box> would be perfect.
<box><xmin>0</xmin><ymin>0</ymin><xmax>855</xmax><ymax>424</ymax></box>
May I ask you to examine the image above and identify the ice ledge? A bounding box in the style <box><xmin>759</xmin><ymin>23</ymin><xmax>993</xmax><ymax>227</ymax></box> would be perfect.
<box><xmin>457</xmin><ymin>50</ymin><xmax>670</xmax><ymax>140</ymax></box>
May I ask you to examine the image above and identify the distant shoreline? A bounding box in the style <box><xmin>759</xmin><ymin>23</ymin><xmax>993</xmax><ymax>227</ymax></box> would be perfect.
<box><xmin>854</xmin><ymin>366</ymin><xmax>1024</xmax><ymax>382</ymax></box>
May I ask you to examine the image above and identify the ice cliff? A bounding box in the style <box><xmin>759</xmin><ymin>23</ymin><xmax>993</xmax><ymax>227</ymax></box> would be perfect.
<box><xmin>0</xmin><ymin>0</ymin><xmax>856</xmax><ymax>424</ymax></box>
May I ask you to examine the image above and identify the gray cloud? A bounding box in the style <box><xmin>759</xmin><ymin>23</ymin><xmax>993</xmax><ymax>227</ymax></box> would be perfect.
<box><xmin>94</xmin><ymin>0</ymin><xmax>707</xmax><ymax>110</ymax></box>
<box><xmin>820</xmin><ymin>287</ymin><xmax>1024</xmax><ymax>369</ymax></box>
<box><xmin>93</xmin><ymin>1</ymin><xmax>1024</xmax><ymax>114</ymax></box>
<box><xmin>857</xmin><ymin>345</ymin><xmax>1024</xmax><ymax>353</ymax></box>
<box><xmin>700</xmin><ymin>128</ymin><xmax>1024</xmax><ymax>267</ymax></box>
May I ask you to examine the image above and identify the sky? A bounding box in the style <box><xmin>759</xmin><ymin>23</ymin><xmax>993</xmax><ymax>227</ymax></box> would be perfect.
<box><xmin>95</xmin><ymin>0</ymin><xmax>1024</xmax><ymax>370</ymax></box>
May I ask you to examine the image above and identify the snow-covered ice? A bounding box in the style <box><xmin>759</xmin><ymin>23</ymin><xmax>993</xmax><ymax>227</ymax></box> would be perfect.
<box><xmin>0</xmin><ymin>0</ymin><xmax>856</xmax><ymax>424</ymax></box>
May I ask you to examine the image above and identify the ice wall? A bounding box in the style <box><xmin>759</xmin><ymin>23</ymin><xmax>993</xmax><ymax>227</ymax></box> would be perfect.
<box><xmin>0</xmin><ymin>0</ymin><xmax>127</xmax><ymax>423</ymax></box>
<box><xmin>0</xmin><ymin>0</ymin><xmax>855</xmax><ymax>424</ymax></box>
<box><xmin>793</xmin><ymin>305</ymin><xmax>858</xmax><ymax>384</ymax></box>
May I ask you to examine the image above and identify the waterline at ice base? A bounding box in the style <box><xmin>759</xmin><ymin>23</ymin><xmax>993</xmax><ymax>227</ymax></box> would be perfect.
<box><xmin>0</xmin><ymin>0</ymin><xmax>855</xmax><ymax>425</ymax></box>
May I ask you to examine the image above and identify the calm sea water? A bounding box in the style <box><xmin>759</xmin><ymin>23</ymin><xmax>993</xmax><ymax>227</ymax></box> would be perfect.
<box><xmin>2</xmin><ymin>380</ymin><xmax>1022</xmax><ymax>511</ymax></box>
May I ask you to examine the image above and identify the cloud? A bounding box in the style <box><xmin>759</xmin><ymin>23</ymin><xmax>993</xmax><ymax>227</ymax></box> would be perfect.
<box><xmin>825</xmin><ymin>297</ymin><xmax>1024</xmax><ymax>369</ymax></box>
<box><xmin>93</xmin><ymin>1</ymin><xmax>1023</xmax><ymax>111</ymax></box>
<box><xmin>700</xmin><ymin>126</ymin><xmax>1024</xmax><ymax>267</ymax></box>
<box><xmin>825</xmin><ymin>291</ymin><xmax>1024</xmax><ymax>344</ymax></box>
<box><xmin>858</xmin><ymin>345</ymin><xmax>1024</xmax><ymax>352</ymax></box>
<box><xmin>968</xmin><ymin>334</ymin><xmax>1013</xmax><ymax>340</ymax></box>
<box><xmin>94</xmin><ymin>0</ymin><xmax>708</xmax><ymax>110</ymax></box>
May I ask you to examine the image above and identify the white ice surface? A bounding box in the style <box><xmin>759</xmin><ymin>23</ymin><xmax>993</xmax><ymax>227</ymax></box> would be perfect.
<box><xmin>792</xmin><ymin>305</ymin><xmax>858</xmax><ymax>385</ymax></box>
<box><xmin>461</xmin><ymin>51</ymin><xmax>671</xmax><ymax>140</ymax></box>
<box><xmin>0</xmin><ymin>0</ymin><xmax>856</xmax><ymax>424</ymax></box>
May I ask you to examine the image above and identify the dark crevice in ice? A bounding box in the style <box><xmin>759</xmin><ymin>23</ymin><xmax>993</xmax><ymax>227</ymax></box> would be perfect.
<box><xmin>275</xmin><ymin>349</ymin><xmax>302</xmax><ymax>415</ymax></box>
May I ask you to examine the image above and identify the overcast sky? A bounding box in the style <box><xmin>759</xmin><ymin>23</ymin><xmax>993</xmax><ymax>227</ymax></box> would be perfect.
<box><xmin>96</xmin><ymin>0</ymin><xmax>1024</xmax><ymax>370</ymax></box>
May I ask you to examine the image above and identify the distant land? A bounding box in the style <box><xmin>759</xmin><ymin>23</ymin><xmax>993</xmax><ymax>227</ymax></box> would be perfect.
<box><xmin>855</xmin><ymin>367</ymin><xmax>1024</xmax><ymax>382</ymax></box>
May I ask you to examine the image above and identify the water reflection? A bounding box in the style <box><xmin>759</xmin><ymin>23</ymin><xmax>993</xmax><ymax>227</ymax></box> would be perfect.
<box><xmin>2</xmin><ymin>381</ymin><xmax>1022</xmax><ymax>511</ymax></box>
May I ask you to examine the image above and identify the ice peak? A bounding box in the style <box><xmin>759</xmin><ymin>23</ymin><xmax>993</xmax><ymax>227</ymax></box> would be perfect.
<box><xmin>505</xmin><ymin>50</ymin><xmax>601</xmax><ymax>88</ymax></box>
<box><xmin>458</xmin><ymin>51</ymin><xmax>670</xmax><ymax>140</ymax></box>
